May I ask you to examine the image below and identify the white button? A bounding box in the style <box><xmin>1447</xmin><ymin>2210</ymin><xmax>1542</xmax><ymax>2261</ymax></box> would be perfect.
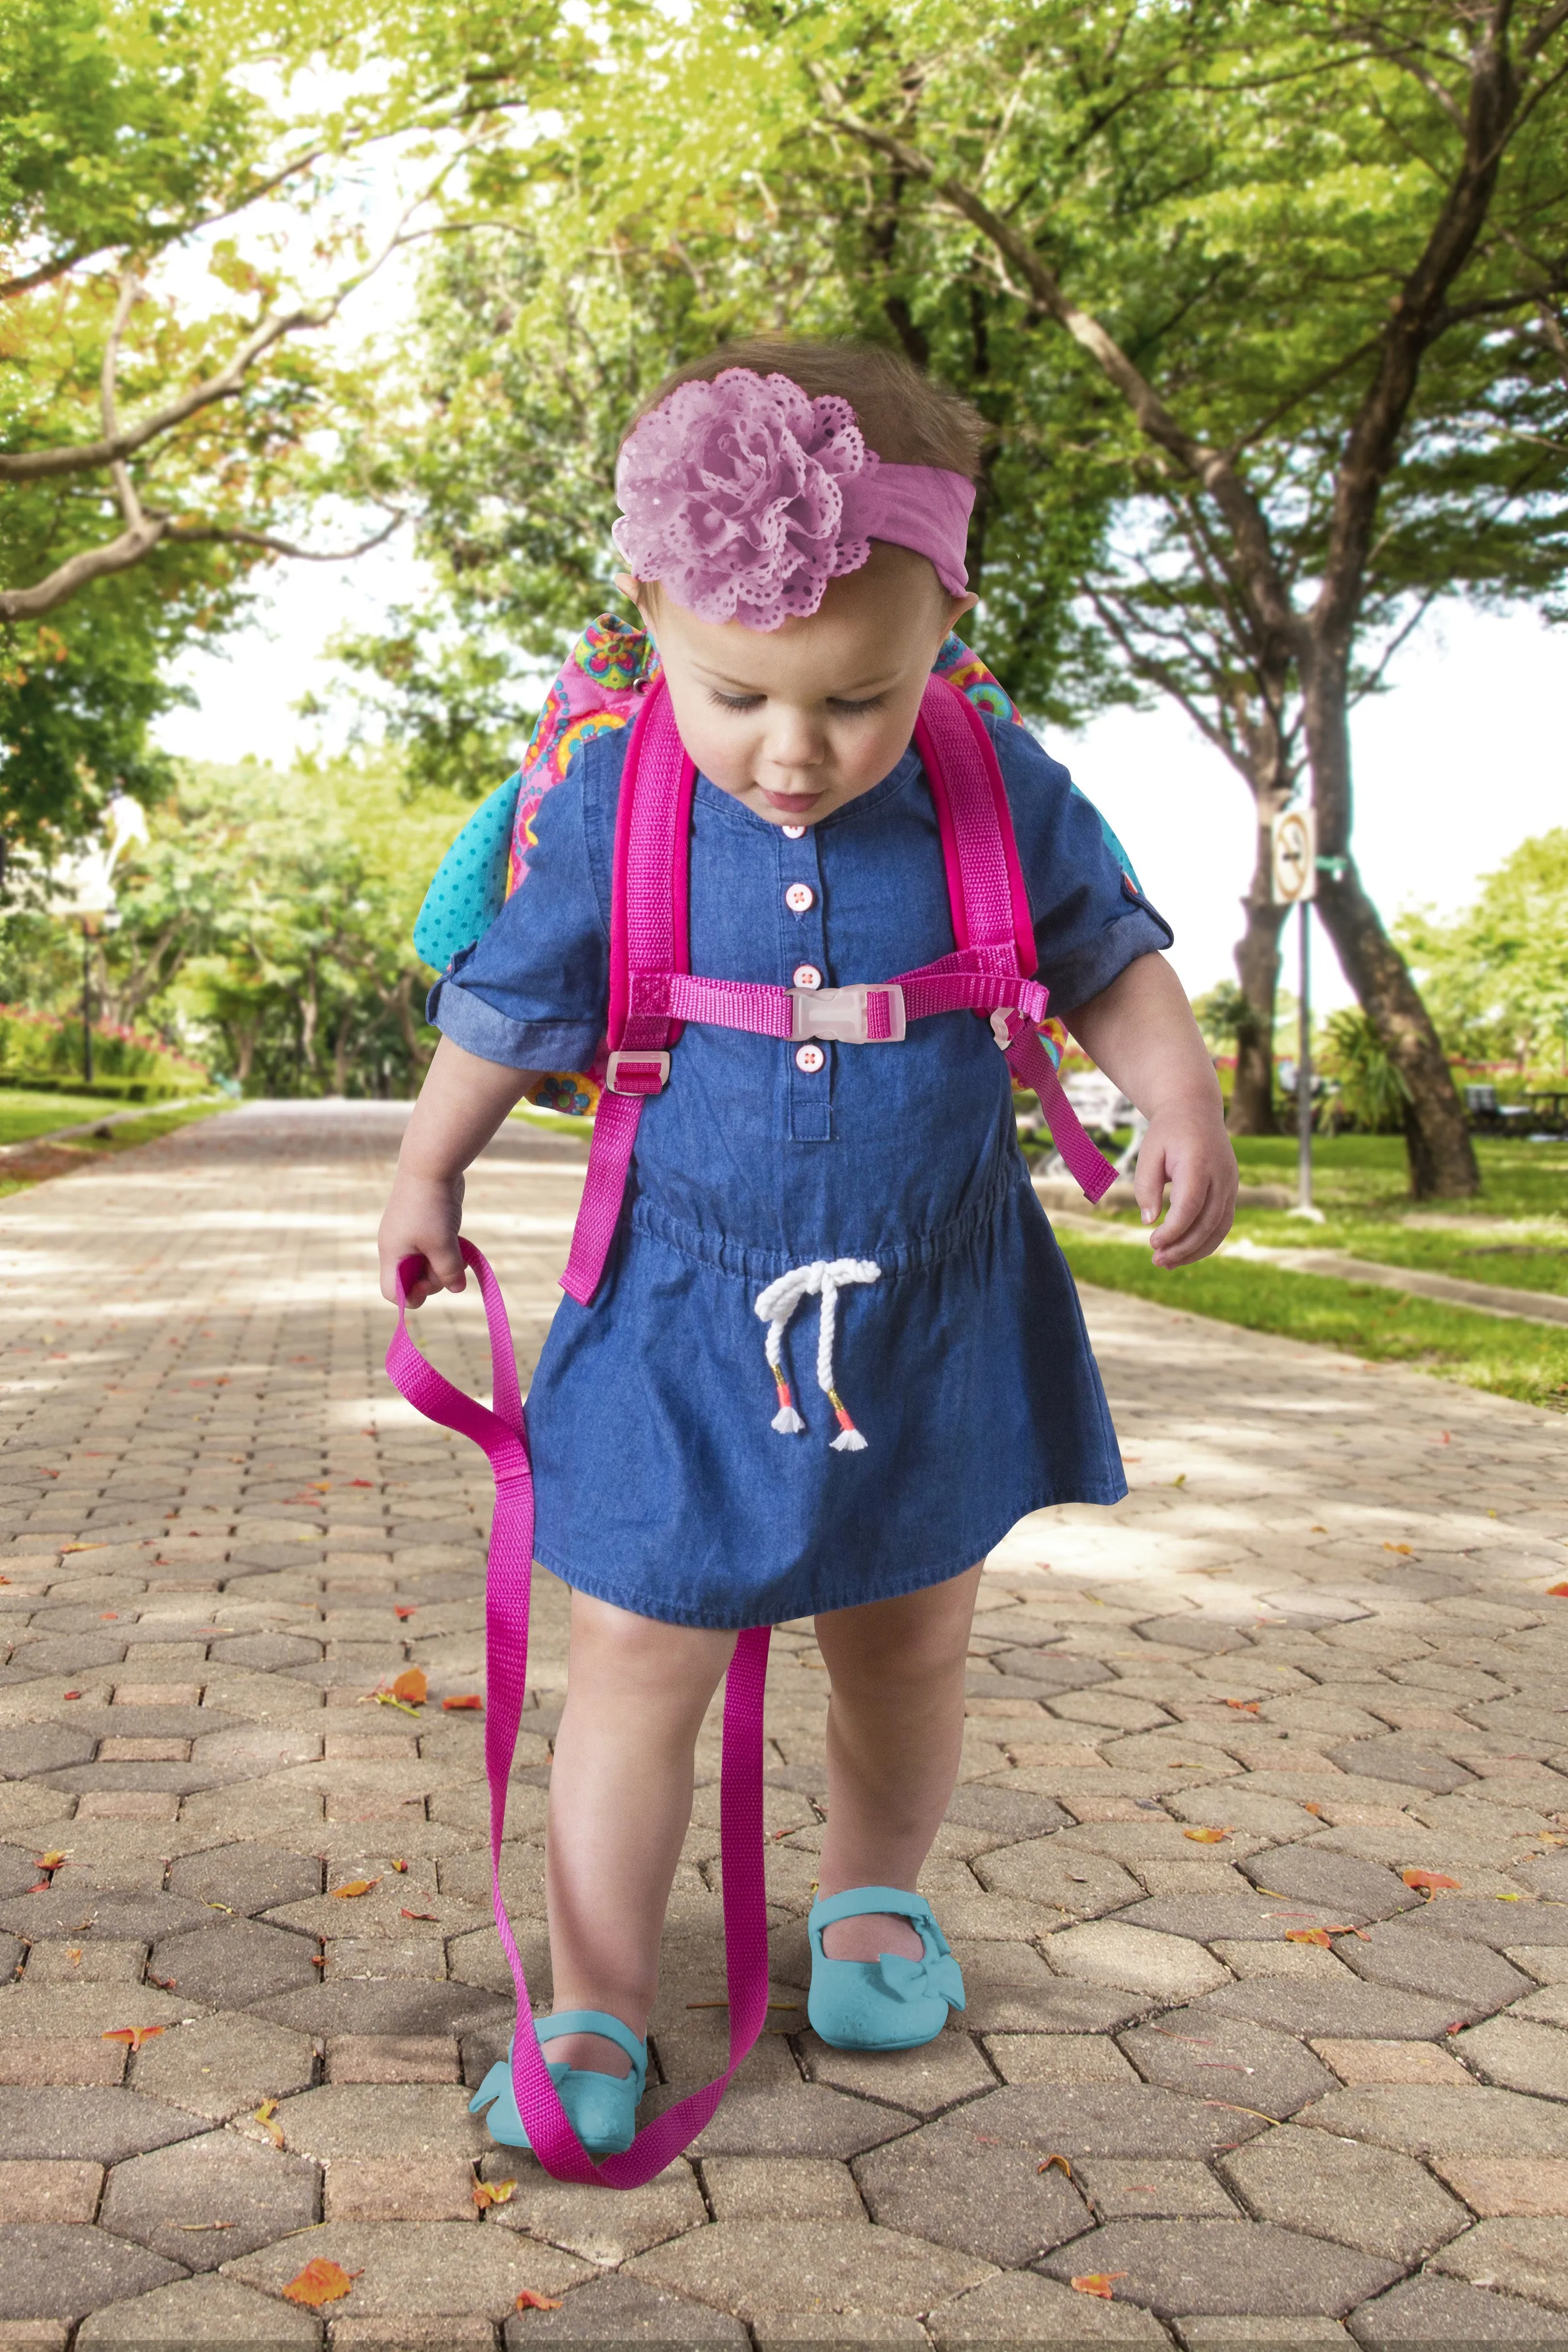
<box><xmin>781</xmin><ymin>823</ymin><xmax>807</xmax><ymax>840</ymax></box>
<box><xmin>795</xmin><ymin>1043</ymin><xmax>826</xmax><ymax>1074</ymax></box>
<box><xmin>784</xmin><ymin>882</ymin><xmax>815</xmax><ymax>914</ymax></box>
<box><xmin>793</xmin><ymin>964</ymin><xmax>823</xmax><ymax>991</ymax></box>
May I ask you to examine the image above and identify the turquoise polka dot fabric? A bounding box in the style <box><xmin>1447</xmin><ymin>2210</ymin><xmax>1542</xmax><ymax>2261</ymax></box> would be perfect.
<box><xmin>412</xmin><ymin>771</ymin><xmax>521</xmax><ymax>973</ymax></box>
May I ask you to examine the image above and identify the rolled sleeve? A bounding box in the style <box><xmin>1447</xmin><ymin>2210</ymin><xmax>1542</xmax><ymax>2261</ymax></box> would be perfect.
<box><xmin>990</xmin><ymin>719</ymin><xmax>1174</xmax><ymax>1014</ymax></box>
<box><xmin>427</xmin><ymin>744</ymin><xmax>611</xmax><ymax>1070</ymax></box>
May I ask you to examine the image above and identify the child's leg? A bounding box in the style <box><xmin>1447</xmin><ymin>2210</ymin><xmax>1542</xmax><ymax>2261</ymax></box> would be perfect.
<box><xmin>544</xmin><ymin>1591</ymin><xmax>736</xmax><ymax>2075</ymax></box>
<box><xmin>812</xmin><ymin>1563</ymin><xmax>983</xmax><ymax>1961</ymax></box>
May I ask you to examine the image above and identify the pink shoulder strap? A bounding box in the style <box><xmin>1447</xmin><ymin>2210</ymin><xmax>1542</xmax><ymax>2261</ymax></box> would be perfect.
<box><xmin>386</xmin><ymin>1240</ymin><xmax>772</xmax><ymax>2187</ymax></box>
<box><xmin>913</xmin><ymin>676</ymin><xmax>1037</xmax><ymax>975</ymax></box>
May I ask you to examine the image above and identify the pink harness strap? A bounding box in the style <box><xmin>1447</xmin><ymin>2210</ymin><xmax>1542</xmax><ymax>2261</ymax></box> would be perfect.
<box><xmin>386</xmin><ymin>1240</ymin><xmax>772</xmax><ymax>2186</ymax></box>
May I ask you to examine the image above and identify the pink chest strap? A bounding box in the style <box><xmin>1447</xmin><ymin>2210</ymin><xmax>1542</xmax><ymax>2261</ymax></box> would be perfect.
<box><xmin>560</xmin><ymin>675</ymin><xmax>1117</xmax><ymax>1306</ymax></box>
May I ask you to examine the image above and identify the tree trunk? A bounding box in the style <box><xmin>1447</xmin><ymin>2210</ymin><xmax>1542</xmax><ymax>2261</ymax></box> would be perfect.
<box><xmin>1302</xmin><ymin>649</ymin><xmax>1478</xmax><ymax>1198</ymax></box>
<box><xmin>390</xmin><ymin>969</ymin><xmax>434</xmax><ymax>1073</ymax></box>
<box><xmin>1229</xmin><ymin>815</ymin><xmax>1287</xmax><ymax>1136</ymax></box>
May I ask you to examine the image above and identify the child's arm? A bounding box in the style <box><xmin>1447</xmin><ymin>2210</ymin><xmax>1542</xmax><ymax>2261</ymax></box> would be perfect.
<box><xmin>1062</xmin><ymin>952</ymin><xmax>1237</xmax><ymax>1269</ymax></box>
<box><xmin>378</xmin><ymin>1038</ymin><xmax>541</xmax><ymax>1307</ymax></box>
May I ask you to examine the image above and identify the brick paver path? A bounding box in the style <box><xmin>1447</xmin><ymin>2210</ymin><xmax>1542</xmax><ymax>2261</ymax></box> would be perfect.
<box><xmin>3</xmin><ymin>1101</ymin><xmax>1568</xmax><ymax>2348</ymax></box>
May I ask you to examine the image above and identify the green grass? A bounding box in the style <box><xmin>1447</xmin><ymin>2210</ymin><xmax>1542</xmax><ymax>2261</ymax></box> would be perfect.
<box><xmin>0</xmin><ymin>1090</ymin><xmax>121</xmax><ymax>1146</ymax></box>
<box><xmin>0</xmin><ymin>1097</ymin><xmax>224</xmax><ymax>1200</ymax></box>
<box><xmin>1079</xmin><ymin>1134</ymin><xmax>1568</xmax><ymax>1298</ymax></box>
<box><xmin>1058</xmin><ymin>1231</ymin><xmax>1568</xmax><ymax>1414</ymax></box>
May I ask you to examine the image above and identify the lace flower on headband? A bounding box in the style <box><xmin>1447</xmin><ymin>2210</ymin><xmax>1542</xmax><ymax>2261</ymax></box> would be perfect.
<box><xmin>612</xmin><ymin>370</ymin><xmax>878</xmax><ymax>631</ymax></box>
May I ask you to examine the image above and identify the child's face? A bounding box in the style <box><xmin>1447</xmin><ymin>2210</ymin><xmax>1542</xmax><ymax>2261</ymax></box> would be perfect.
<box><xmin>621</xmin><ymin>545</ymin><xmax>975</xmax><ymax>827</ymax></box>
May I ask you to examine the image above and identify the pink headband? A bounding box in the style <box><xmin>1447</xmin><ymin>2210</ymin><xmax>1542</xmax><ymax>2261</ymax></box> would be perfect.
<box><xmin>612</xmin><ymin>369</ymin><xmax>975</xmax><ymax>631</ymax></box>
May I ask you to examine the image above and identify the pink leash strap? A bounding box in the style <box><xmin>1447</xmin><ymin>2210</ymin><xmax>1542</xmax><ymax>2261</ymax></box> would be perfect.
<box><xmin>1002</xmin><ymin>1020</ymin><xmax>1118</xmax><ymax>1205</ymax></box>
<box><xmin>386</xmin><ymin>1240</ymin><xmax>773</xmax><ymax>2187</ymax></box>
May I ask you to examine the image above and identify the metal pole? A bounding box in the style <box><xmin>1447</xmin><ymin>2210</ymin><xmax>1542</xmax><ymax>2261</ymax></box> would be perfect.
<box><xmin>1297</xmin><ymin>898</ymin><xmax>1311</xmax><ymax>1213</ymax></box>
<box><xmin>82</xmin><ymin>920</ymin><xmax>94</xmax><ymax>1085</ymax></box>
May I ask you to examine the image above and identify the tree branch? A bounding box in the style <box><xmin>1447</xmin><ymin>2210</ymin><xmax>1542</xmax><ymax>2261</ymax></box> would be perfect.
<box><xmin>0</xmin><ymin>516</ymin><xmax>171</xmax><ymax>620</ymax></box>
<box><xmin>166</xmin><ymin>511</ymin><xmax>405</xmax><ymax>562</ymax></box>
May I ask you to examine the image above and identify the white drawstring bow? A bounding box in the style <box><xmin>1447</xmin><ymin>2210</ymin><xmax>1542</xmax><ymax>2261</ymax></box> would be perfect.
<box><xmin>753</xmin><ymin>1258</ymin><xmax>881</xmax><ymax>1451</ymax></box>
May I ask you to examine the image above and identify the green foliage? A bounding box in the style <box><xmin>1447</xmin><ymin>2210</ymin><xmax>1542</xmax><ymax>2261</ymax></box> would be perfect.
<box><xmin>1399</xmin><ymin>831</ymin><xmax>1568</xmax><ymax>1077</ymax></box>
<box><xmin>1318</xmin><ymin>1008</ymin><xmax>1415</xmax><ymax>1135</ymax></box>
<box><xmin>1192</xmin><ymin>981</ymin><xmax>1251</xmax><ymax>1054</ymax></box>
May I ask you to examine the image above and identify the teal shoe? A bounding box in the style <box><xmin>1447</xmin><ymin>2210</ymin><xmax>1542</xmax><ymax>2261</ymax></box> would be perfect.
<box><xmin>469</xmin><ymin>2009</ymin><xmax>648</xmax><ymax>2157</ymax></box>
<box><xmin>807</xmin><ymin>1886</ymin><xmax>966</xmax><ymax>2052</ymax></box>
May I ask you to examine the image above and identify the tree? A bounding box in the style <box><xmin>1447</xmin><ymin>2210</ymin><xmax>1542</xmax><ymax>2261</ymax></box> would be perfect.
<box><xmin>0</xmin><ymin>0</ymin><xmax>596</xmax><ymax>840</ymax></box>
<box><xmin>375</xmin><ymin>0</ymin><xmax>1566</xmax><ymax>1193</ymax></box>
<box><xmin>1399</xmin><ymin>829</ymin><xmax>1568</xmax><ymax>1077</ymax></box>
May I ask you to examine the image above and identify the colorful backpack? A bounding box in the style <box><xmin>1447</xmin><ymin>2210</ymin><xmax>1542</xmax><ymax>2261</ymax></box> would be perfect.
<box><xmin>411</xmin><ymin>615</ymin><xmax>1147</xmax><ymax>1113</ymax></box>
<box><xmin>388</xmin><ymin>661</ymin><xmax>1121</xmax><ymax>2187</ymax></box>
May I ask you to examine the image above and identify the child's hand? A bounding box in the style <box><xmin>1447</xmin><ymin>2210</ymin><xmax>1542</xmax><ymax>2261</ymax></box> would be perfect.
<box><xmin>1135</xmin><ymin>1103</ymin><xmax>1238</xmax><ymax>1269</ymax></box>
<box><xmin>378</xmin><ymin>1166</ymin><xmax>467</xmax><ymax>1308</ymax></box>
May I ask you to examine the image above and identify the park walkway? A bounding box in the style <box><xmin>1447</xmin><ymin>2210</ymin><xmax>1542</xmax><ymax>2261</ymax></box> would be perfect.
<box><xmin>2</xmin><ymin>1100</ymin><xmax>1567</xmax><ymax>2348</ymax></box>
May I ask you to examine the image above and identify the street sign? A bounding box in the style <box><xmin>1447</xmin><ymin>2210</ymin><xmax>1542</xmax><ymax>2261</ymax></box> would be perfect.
<box><xmin>1271</xmin><ymin>805</ymin><xmax>1317</xmax><ymax>904</ymax></box>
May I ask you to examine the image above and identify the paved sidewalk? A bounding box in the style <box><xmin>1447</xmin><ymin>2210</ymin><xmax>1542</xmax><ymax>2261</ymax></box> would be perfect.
<box><xmin>2</xmin><ymin>1101</ymin><xmax>1567</xmax><ymax>2349</ymax></box>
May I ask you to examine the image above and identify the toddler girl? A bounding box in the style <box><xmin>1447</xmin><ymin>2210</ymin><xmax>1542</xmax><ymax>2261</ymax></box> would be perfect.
<box><xmin>378</xmin><ymin>339</ymin><xmax>1237</xmax><ymax>2160</ymax></box>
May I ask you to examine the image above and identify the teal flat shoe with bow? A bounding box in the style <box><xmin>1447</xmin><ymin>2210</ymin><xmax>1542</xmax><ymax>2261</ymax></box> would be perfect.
<box><xmin>807</xmin><ymin>1886</ymin><xmax>966</xmax><ymax>2052</ymax></box>
<box><xmin>469</xmin><ymin>2009</ymin><xmax>648</xmax><ymax>2157</ymax></box>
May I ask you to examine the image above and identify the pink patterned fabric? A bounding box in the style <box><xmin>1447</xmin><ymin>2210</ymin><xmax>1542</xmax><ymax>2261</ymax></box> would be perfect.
<box><xmin>612</xmin><ymin>369</ymin><xmax>973</xmax><ymax>628</ymax></box>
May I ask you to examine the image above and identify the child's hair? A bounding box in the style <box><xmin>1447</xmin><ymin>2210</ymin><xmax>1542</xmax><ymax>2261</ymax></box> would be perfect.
<box><xmin>626</xmin><ymin>338</ymin><xmax>985</xmax><ymax>481</ymax></box>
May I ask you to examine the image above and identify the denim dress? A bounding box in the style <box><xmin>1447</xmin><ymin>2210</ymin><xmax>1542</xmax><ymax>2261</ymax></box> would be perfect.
<box><xmin>431</xmin><ymin>715</ymin><xmax>1171</xmax><ymax>1630</ymax></box>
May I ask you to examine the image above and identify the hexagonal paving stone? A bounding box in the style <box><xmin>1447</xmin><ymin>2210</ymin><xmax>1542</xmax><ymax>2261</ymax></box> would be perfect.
<box><xmin>1120</xmin><ymin>2007</ymin><xmax>1337</xmax><ymax>2118</ymax></box>
<box><xmin>1326</xmin><ymin>1739</ymin><xmax>1475</xmax><ymax>1792</ymax></box>
<box><xmin>1457</xmin><ymin>2017</ymin><xmax>1568</xmax><ymax>2101</ymax></box>
<box><xmin>1036</xmin><ymin>2217</ymin><xmax>1401</xmax><ymax>2317</ymax></box>
<box><xmin>129</xmin><ymin>2012</ymin><xmax>315</xmax><ymax>2123</ymax></box>
<box><xmin>483</xmin><ymin>2164</ymin><xmax>708</xmax><ymax>2264</ymax></box>
<box><xmin>971</xmin><ymin>1840</ymin><xmax>1142</xmax><ymax>1916</ymax></box>
<box><xmin>0</xmin><ymin>2223</ymin><xmax>180</xmax><ymax>2322</ymax></box>
<box><xmin>927</xmin><ymin>2269</ymin><xmax>1167</xmax><ymax>2343</ymax></box>
<box><xmin>677</xmin><ymin>2084</ymin><xmax>913</xmax><ymax>2161</ymax></box>
<box><xmin>1046</xmin><ymin>1922</ymin><xmax>1230</xmax><ymax>2002</ymax></box>
<box><xmin>0</xmin><ymin>1886</ymin><xmax>211</xmax><ymax>1943</ymax></box>
<box><xmin>205</xmin><ymin>1633</ymin><xmax>323</xmax><ymax>1671</ymax></box>
<box><xmin>166</xmin><ymin>1843</ymin><xmax>323</xmax><ymax>1915</ymax></box>
<box><xmin>0</xmin><ymin>1726</ymin><xmax>97</xmax><ymax>1778</ymax></box>
<box><xmin>797</xmin><ymin>2030</ymin><xmax>995</xmax><ymax>2115</ymax></box>
<box><xmin>251</xmin><ymin>1979</ymin><xmax>509</xmax><ymax>2040</ymax></box>
<box><xmin>1219</xmin><ymin>2122</ymin><xmax>1469</xmax><ymax>2262</ymax></box>
<box><xmin>1350</xmin><ymin>2274</ymin><xmax>1568</xmax><ymax>2343</ymax></box>
<box><xmin>942</xmin><ymin>1784</ymin><xmax>1071</xmax><ymax>1843</ymax></box>
<box><xmin>1237</xmin><ymin>1847</ymin><xmax>1423</xmax><ymax>1921</ymax></box>
<box><xmin>147</xmin><ymin>1917</ymin><xmax>322</xmax><ymax>2007</ymax></box>
<box><xmin>1296</xmin><ymin>2084</ymin><xmax>1568</xmax><ymax>2160</ymax></box>
<box><xmin>1431</xmin><ymin>2218</ymin><xmax>1568</xmax><ymax>2311</ymax></box>
<box><xmin>75</xmin><ymin>2273</ymin><xmax>322</xmax><ymax>2345</ymax></box>
<box><xmin>1075</xmin><ymin>2158</ymin><xmax>1241</xmax><ymax>2219</ymax></box>
<box><xmin>1205</xmin><ymin>1976</ymin><xmax>1466</xmax><ymax>2041</ymax></box>
<box><xmin>0</xmin><ymin>2087</ymin><xmax>206</xmax><ymax>2164</ymax></box>
<box><xmin>628</xmin><ymin>2218</ymin><xmax>993</xmax><ymax>2320</ymax></box>
<box><xmin>1339</xmin><ymin>1920</ymin><xmax>1534</xmax><ymax>2020</ymax></box>
<box><xmin>98</xmin><ymin>2129</ymin><xmax>319</xmax><ymax>2268</ymax></box>
<box><xmin>501</xmin><ymin>2271</ymin><xmax>747</xmax><ymax>2343</ymax></box>
<box><xmin>227</xmin><ymin>2219</ymin><xmax>590</xmax><ymax>2316</ymax></box>
<box><xmin>934</xmin><ymin>2083</ymin><xmax>1271</xmax><ymax>2159</ymax></box>
<box><xmin>266</xmin><ymin>2083</ymin><xmax>488</xmax><ymax>2161</ymax></box>
<box><xmin>853</xmin><ymin>2114</ymin><xmax>1094</xmax><ymax>2267</ymax></box>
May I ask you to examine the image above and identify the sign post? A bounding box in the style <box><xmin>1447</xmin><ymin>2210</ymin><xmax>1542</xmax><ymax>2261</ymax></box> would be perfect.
<box><xmin>1270</xmin><ymin>806</ymin><xmax>1319</xmax><ymax>1218</ymax></box>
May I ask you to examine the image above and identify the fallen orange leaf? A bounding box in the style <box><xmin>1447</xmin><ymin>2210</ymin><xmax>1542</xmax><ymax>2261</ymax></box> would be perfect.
<box><xmin>36</xmin><ymin>1851</ymin><xmax>69</xmax><ymax>1870</ymax></box>
<box><xmin>390</xmin><ymin>1859</ymin><xmax>409</xmax><ymax>1873</ymax></box>
<box><xmin>1548</xmin><ymin>1583</ymin><xmax>1568</xmax><ymax>1598</ymax></box>
<box><xmin>401</xmin><ymin>1908</ymin><xmax>438</xmax><ymax>1922</ymax></box>
<box><xmin>1284</xmin><ymin>1928</ymin><xmax>1333</xmax><ymax>1948</ymax></box>
<box><xmin>443</xmin><ymin>1694</ymin><xmax>483</xmax><ymax>1711</ymax></box>
<box><xmin>1071</xmin><ymin>2274</ymin><xmax>1126</xmax><ymax>2300</ymax></box>
<box><xmin>282</xmin><ymin>2258</ymin><xmax>359</xmax><ymax>2308</ymax></box>
<box><xmin>254</xmin><ymin>2099</ymin><xmax>284</xmax><ymax>2149</ymax></box>
<box><xmin>1183</xmin><ymin>1827</ymin><xmax>1231</xmax><ymax>1843</ymax></box>
<box><xmin>1384</xmin><ymin>1541</ymin><xmax>1414</xmax><ymax>1555</ymax></box>
<box><xmin>1303</xmin><ymin>1802</ymin><xmax>1326</xmax><ymax>1818</ymax></box>
<box><xmin>102</xmin><ymin>2025</ymin><xmax>164</xmax><ymax>2050</ymax></box>
<box><xmin>515</xmin><ymin>2291</ymin><xmax>564</xmax><ymax>2312</ymax></box>
<box><xmin>391</xmin><ymin>1668</ymin><xmax>427</xmax><ymax>1705</ymax></box>
<box><xmin>1037</xmin><ymin>2153</ymin><xmax>1073</xmax><ymax>2177</ymax></box>
<box><xmin>1403</xmin><ymin>1869</ymin><xmax>1461</xmax><ymax>1893</ymax></box>
<box><xmin>473</xmin><ymin>2177</ymin><xmax>517</xmax><ymax>2208</ymax></box>
<box><xmin>394</xmin><ymin>1606</ymin><xmax>417</xmax><ymax>1619</ymax></box>
<box><xmin>1225</xmin><ymin>1699</ymin><xmax>1260</xmax><ymax>1713</ymax></box>
<box><xmin>330</xmin><ymin>1879</ymin><xmax>380</xmax><ymax>1900</ymax></box>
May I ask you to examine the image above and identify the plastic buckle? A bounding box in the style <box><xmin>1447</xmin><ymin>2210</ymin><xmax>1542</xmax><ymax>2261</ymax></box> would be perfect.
<box><xmin>991</xmin><ymin>1009</ymin><xmax>1024</xmax><ymax>1050</ymax></box>
<box><xmin>791</xmin><ymin>982</ymin><xmax>906</xmax><ymax>1045</ymax></box>
<box><xmin>604</xmin><ymin>1049</ymin><xmax>671</xmax><ymax>1096</ymax></box>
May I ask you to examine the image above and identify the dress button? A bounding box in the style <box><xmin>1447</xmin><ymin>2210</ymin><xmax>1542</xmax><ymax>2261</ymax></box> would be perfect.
<box><xmin>781</xmin><ymin>823</ymin><xmax>807</xmax><ymax>840</ymax></box>
<box><xmin>784</xmin><ymin>881</ymin><xmax>815</xmax><ymax>914</ymax></box>
<box><xmin>792</xmin><ymin>963</ymin><xmax>823</xmax><ymax>991</ymax></box>
<box><xmin>795</xmin><ymin>1043</ymin><xmax>826</xmax><ymax>1074</ymax></box>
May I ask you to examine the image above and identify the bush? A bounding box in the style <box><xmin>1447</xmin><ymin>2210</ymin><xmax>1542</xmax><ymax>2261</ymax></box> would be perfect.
<box><xmin>0</xmin><ymin>1004</ymin><xmax>207</xmax><ymax>1094</ymax></box>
